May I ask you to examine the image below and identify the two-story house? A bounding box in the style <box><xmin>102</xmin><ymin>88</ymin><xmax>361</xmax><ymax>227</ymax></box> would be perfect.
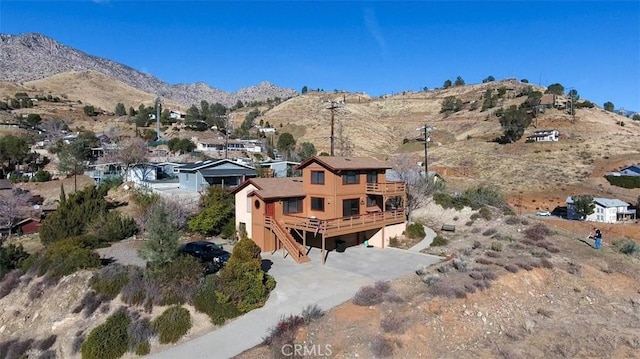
<box><xmin>567</xmin><ymin>196</ymin><xmax>636</xmax><ymax>223</ymax></box>
<box><xmin>232</xmin><ymin>156</ymin><xmax>407</xmax><ymax>264</ymax></box>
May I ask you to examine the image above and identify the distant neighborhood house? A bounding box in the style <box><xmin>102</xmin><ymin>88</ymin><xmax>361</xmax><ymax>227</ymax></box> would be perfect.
<box><xmin>566</xmin><ymin>196</ymin><xmax>636</xmax><ymax>223</ymax></box>
<box><xmin>177</xmin><ymin>159</ymin><xmax>257</xmax><ymax>192</ymax></box>
<box><xmin>526</xmin><ymin>129</ymin><xmax>559</xmax><ymax>142</ymax></box>
<box><xmin>607</xmin><ymin>164</ymin><xmax>640</xmax><ymax>177</ymax></box>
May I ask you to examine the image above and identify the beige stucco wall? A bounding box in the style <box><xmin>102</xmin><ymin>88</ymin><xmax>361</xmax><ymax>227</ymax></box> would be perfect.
<box><xmin>367</xmin><ymin>222</ymin><xmax>406</xmax><ymax>247</ymax></box>
<box><xmin>234</xmin><ymin>184</ymin><xmax>256</xmax><ymax>239</ymax></box>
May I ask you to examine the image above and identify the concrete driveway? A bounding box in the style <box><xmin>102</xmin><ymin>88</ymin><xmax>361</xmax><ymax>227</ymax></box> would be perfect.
<box><xmin>150</xmin><ymin>245</ymin><xmax>442</xmax><ymax>359</ymax></box>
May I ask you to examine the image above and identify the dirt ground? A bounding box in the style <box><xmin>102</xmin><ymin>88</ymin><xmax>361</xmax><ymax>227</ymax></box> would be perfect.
<box><xmin>237</xmin><ymin>205</ymin><xmax>640</xmax><ymax>359</ymax></box>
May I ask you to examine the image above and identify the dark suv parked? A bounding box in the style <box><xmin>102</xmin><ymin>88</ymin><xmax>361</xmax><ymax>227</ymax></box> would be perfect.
<box><xmin>180</xmin><ymin>241</ymin><xmax>231</xmax><ymax>274</ymax></box>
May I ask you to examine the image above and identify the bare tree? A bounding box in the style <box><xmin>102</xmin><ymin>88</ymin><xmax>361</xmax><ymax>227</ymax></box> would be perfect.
<box><xmin>336</xmin><ymin>122</ymin><xmax>354</xmax><ymax>157</ymax></box>
<box><xmin>389</xmin><ymin>154</ymin><xmax>443</xmax><ymax>220</ymax></box>
<box><xmin>41</xmin><ymin>118</ymin><xmax>69</xmax><ymax>142</ymax></box>
<box><xmin>0</xmin><ymin>190</ymin><xmax>30</xmax><ymax>232</ymax></box>
<box><xmin>101</xmin><ymin>137</ymin><xmax>148</xmax><ymax>168</ymax></box>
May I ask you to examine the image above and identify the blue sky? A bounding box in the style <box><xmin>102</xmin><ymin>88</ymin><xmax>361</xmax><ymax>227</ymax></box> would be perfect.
<box><xmin>1</xmin><ymin>1</ymin><xmax>638</xmax><ymax>110</ymax></box>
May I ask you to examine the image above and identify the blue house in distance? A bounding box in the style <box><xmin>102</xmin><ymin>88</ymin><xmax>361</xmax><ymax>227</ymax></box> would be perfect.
<box><xmin>177</xmin><ymin>159</ymin><xmax>257</xmax><ymax>192</ymax></box>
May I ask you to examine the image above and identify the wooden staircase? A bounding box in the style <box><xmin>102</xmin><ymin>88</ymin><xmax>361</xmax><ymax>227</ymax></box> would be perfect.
<box><xmin>265</xmin><ymin>217</ymin><xmax>310</xmax><ymax>264</ymax></box>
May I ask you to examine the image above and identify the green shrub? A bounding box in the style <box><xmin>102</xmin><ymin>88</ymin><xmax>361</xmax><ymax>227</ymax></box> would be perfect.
<box><xmin>39</xmin><ymin>185</ymin><xmax>109</xmax><ymax>245</ymax></box>
<box><xmin>87</xmin><ymin>211</ymin><xmax>138</xmax><ymax>244</ymax></box>
<box><xmin>193</xmin><ymin>276</ymin><xmax>239</xmax><ymax>325</ymax></box>
<box><xmin>491</xmin><ymin>242</ymin><xmax>503</xmax><ymax>252</ymax></box>
<box><xmin>434</xmin><ymin>193</ymin><xmax>470</xmax><ymax>210</ymax></box>
<box><xmin>151</xmin><ymin>306</ymin><xmax>191</xmax><ymax>344</ymax></box>
<box><xmin>0</xmin><ymin>243</ymin><xmax>30</xmax><ymax>280</ymax></box>
<box><xmin>221</xmin><ymin>219</ymin><xmax>236</xmax><ymax>240</ymax></box>
<box><xmin>406</xmin><ymin>223</ymin><xmax>425</xmax><ymax>239</ymax></box>
<box><xmin>89</xmin><ymin>264</ymin><xmax>130</xmax><ymax>299</ymax></box>
<box><xmin>218</xmin><ymin>236</ymin><xmax>275</xmax><ymax>313</ymax></box>
<box><xmin>431</xmin><ymin>236</ymin><xmax>448</xmax><ymax>247</ymax></box>
<box><xmin>478</xmin><ymin>207</ymin><xmax>492</xmax><ymax>221</ymax></box>
<box><xmin>614</xmin><ymin>239</ymin><xmax>640</xmax><ymax>257</ymax></box>
<box><xmin>26</xmin><ymin>237</ymin><xmax>100</xmax><ymax>279</ymax></box>
<box><xmin>463</xmin><ymin>185</ymin><xmax>505</xmax><ymax>210</ymax></box>
<box><xmin>605</xmin><ymin>175</ymin><xmax>640</xmax><ymax>189</ymax></box>
<box><xmin>100</xmin><ymin>176</ymin><xmax>123</xmax><ymax>190</ymax></box>
<box><xmin>134</xmin><ymin>342</ymin><xmax>150</xmax><ymax>356</ymax></box>
<box><xmin>144</xmin><ymin>255</ymin><xmax>204</xmax><ymax>306</ymax></box>
<box><xmin>33</xmin><ymin>170</ymin><xmax>52</xmax><ymax>182</ymax></box>
<box><xmin>81</xmin><ymin>310</ymin><xmax>131</xmax><ymax>359</ymax></box>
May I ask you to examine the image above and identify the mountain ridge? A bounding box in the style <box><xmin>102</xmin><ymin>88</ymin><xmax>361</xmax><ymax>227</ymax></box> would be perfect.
<box><xmin>0</xmin><ymin>32</ymin><xmax>297</xmax><ymax>107</ymax></box>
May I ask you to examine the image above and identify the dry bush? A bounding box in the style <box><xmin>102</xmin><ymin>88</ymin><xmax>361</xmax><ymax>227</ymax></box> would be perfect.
<box><xmin>374</xmin><ymin>281</ymin><xmax>391</xmax><ymax>293</ymax></box>
<box><xmin>383</xmin><ymin>291</ymin><xmax>404</xmax><ymax>303</ymax></box>
<box><xmin>0</xmin><ymin>270</ymin><xmax>21</xmax><ymax>299</ymax></box>
<box><xmin>470</xmin><ymin>227</ymin><xmax>481</xmax><ymax>234</ymax></box>
<box><xmin>437</xmin><ymin>264</ymin><xmax>452</xmax><ymax>273</ymax></box>
<box><xmin>429</xmin><ymin>281</ymin><xmax>467</xmax><ymax>298</ymax></box>
<box><xmin>380</xmin><ymin>314</ymin><xmax>406</xmax><ymax>333</ymax></box>
<box><xmin>486</xmin><ymin>251</ymin><xmax>501</xmax><ymax>258</ymax></box>
<box><xmin>540</xmin><ymin>258</ymin><xmax>554</xmax><ymax>269</ymax></box>
<box><xmin>524</xmin><ymin>223</ymin><xmax>553</xmax><ymax>242</ymax></box>
<box><xmin>452</xmin><ymin>258</ymin><xmax>470</xmax><ymax>272</ymax></box>
<box><xmin>504</xmin><ymin>264</ymin><xmax>519</xmax><ymax>273</ymax></box>
<box><xmin>353</xmin><ymin>285</ymin><xmax>385</xmax><ymax>306</ymax></box>
<box><xmin>516</xmin><ymin>262</ymin><xmax>534</xmax><ymax>271</ymax></box>
<box><xmin>483</xmin><ymin>228</ymin><xmax>498</xmax><ymax>236</ymax></box>
<box><xmin>472</xmin><ymin>240</ymin><xmax>483</xmax><ymax>249</ymax></box>
<box><xmin>504</xmin><ymin>216</ymin><xmax>521</xmax><ymax>225</ymax></box>
<box><xmin>521</xmin><ymin>239</ymin><xmax>536</xmax><ymax>247</ymax></box>
<box><xmin>491</xmin><ymin>242</ymin><xmax>503</xmax><ymax>252</ymax></box>
<box><xmin>464</xmin><ymin>283</ymin><xmax>477</xmax><ymax>293</ymax></box>
<box><xmin>476</xmin><ymin>257</ymin><xmax>493</xmax><ymax>265</ymax></box>
<box><xmin>465</xmin><ymin>220</ymin><xmax>474</xmax><ymax>226</ymax></box>
<box><xmin>566</xmin><ymin>262</ymin><xmax>581</xmax><ymax>275</ymax></box>
<box><xmin>301</xmin><ymin>304</ymin><xmax>325</xmax><ymax>323</ymax></box>
<box><xmin>473</xmin><ymin>280</ymin><xmax>492</xmax><ymax>290</ymax></box>
<box><xmin>370</xmin><ymin>335</ymin><xmax>394</xmax><ymax>358</ymax></box>
<box><xmin>73</xmin><ymin>291</ymin><xmax>107</xmax><ymax>318</ymax></box>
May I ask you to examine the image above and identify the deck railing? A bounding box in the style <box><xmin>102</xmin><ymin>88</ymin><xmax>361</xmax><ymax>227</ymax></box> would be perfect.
<box><xmin>282</xmin><ymin>208</ymin><xmax>406</xmax><ymax>236</ymax></box>
<box><xmin>366</xmin><ymin>182</ymin><xmax>405</xmax><ymax>194</ymax></box>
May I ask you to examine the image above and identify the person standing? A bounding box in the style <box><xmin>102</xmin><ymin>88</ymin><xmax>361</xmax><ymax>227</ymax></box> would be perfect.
<box><xmin>592</xmin><ymin>227</ymin><xmax>602</xmax><ymax>249</ymax></box>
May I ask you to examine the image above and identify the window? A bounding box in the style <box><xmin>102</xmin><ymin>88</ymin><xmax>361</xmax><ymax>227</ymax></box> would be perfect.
<box><xmin>342</xmin><ymin>171</ymin><xmax>360</xmax><ymax>185</ymax></box>
<box><xmin>284</xmin><ymin>198</ymin><xmax>303</xmax><ymax>214</ymax></box>
<box><xmin>254</xmin><ymin>200</ymin><xmax>261</xmax><ymax>209</ymax></box>
<box><xmin>311</xmin><ymin>171</ymin><xmax>325</xmax><ymax>184</ymax></box>
<box><xmin>247</xmin><ymin>197</ymin><xmax>252</xmax><ymax>212</ymax></box>
<box><xmin>366</xmin><ymin>171</ymin><xmax>377</xmax><ymax>183</ymax></box>
<box><xmin>342</xmin><ymin>199</ymin><xmax>360</xmax><ymax>216</ymax></box>
<box><xmin>311</xmin><ymin>197</ymin><xmax>324</xmax><ymax>211</ymax></box>
<box><xmin>366</xmin><ymin>196</ymin><xmax>377</xmax><ymax>207</ymax></box>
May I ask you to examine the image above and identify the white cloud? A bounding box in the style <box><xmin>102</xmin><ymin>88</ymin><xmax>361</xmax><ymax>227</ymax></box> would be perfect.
<box><xmin>363</xmin><ymin>8</ymin><xmax>386</xmax><ymax>52</ymax></box>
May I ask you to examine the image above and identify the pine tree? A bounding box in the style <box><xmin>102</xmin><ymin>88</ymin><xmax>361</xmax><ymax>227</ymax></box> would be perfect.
<box><xmin>139</xmin><ymin>203</ymin><xmax>179</xmax><ymax>265</ymax></box>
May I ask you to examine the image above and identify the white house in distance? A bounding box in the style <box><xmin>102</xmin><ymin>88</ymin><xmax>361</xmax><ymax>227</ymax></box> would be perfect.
<box><xmin>526</xmin><ymin>129</ymin><xmax>560</xmax><ymax>142</ymax></box>
<box><xmin>566</xmin><ymin>196</ymin><xmax>636</xmax><ymax>223</ymax></box>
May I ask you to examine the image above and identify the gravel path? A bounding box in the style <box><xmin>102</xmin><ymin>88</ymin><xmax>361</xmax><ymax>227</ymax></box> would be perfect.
<box><xmin>96</xmin><ymin>239</ymin><xmax>147</xmax><ymax>267</ymax></box>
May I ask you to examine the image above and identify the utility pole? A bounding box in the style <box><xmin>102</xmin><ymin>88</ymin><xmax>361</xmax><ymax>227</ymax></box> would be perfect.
<box><xmin>223</xmin><ymin>115</ymin><xmax>229</xmax><ymax>159</ymax></box>
<box><xmin>416</xmin><ymin>124</ymin><xmax>433</xmax><ymax>177</ymax></box>
<box><xmin>155</xmin><ymin>97</ymin><xmax>161</xmax><ymax>141</ymax></box>
<box><xmin>327</xmin><ymin>101</ymin><xmax>339</xmax><ymax>156</ymax></box>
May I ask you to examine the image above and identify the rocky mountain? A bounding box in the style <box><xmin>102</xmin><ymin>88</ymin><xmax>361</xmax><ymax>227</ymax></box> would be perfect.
<box><xmin>0</xmin><ymin>33</ymin><xmax>297</xmax><ymax>107</ymax></box>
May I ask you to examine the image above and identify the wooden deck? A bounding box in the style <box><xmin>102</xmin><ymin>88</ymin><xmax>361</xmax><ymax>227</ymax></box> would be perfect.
<box><xmin>365</xmin><ymin>182</ymin><xmax>405</xmax><ymax>196</ymax></box>
<box><xmin>282</xmin><ymin>209</ymin><xmax>406</xmax><ymax>237</ymax></box>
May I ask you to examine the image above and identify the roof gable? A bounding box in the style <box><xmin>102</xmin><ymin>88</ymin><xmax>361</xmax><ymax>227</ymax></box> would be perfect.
<box><xmin>179</xmin><ymin>159</ymin><xmax>255</xmax><ymax>171</ymax></box>
<box><xmin>296</xmin><ymin>156</ymin><xmax>391</xmax><ymax>172</ymax></box>
<box><xmin>231</xmin><ymin>177</ymin><xmax>304</xmax><ymax>199</ymax></box>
